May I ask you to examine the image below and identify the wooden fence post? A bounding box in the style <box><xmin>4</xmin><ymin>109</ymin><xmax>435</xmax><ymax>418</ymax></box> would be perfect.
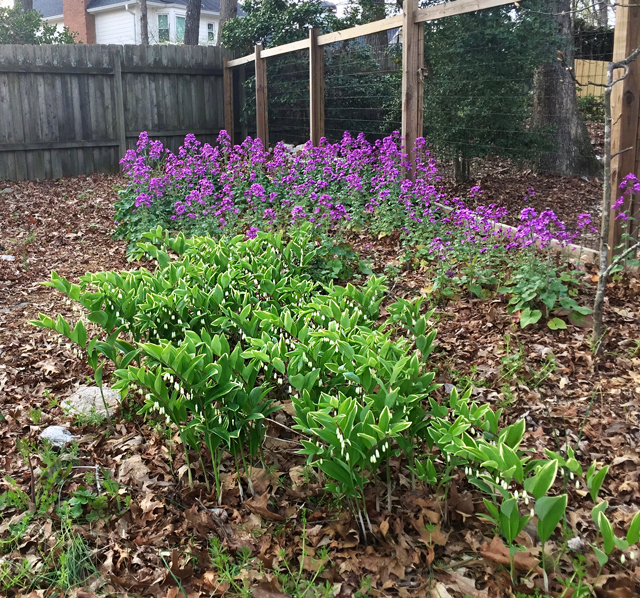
<box><xmin>309</xmin><ymin>28</ymin><xmax>325</xmax><ymax>146</ymax></box>
<box><xmin>608</xmin><ymin>3</ymin><xmax>640</xmax><ymax>261</ymax></box>
<box><xmin>255</xmin><ymin>44</ymin><xmax>269</xmax><ymax>148</ymax></box>
<box><xmin>112</xmin><ymin>47</ymin><xmax>127</xmax><ymax>160</ymax></box>
<box><xmin>401</xmin><ymin>0</ymin><xmax>423</xmax><ymax>180</ymax></box>
<box><xmin>223</xmin><ymin>56</ymin><xmax>234</xmax><ymax>142</ymax></box>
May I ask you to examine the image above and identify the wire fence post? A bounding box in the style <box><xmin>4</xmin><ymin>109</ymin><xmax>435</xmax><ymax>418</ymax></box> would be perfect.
<box><xmin>401</xmin><ymin>0</ymin><xmax>423</xmax><ymax>180</ymax></box>
<box><xmin>608</xmin><ymin>3</ymin><xmax>640</xmax><ymax>262</ymax></box>
<box><xmin>309</xmin><ymin>28</ymin><xmax>325</xmax><ymax>146</ymax></box>
<box><xmin>223</xmin><ymin>56</ymin><xmax>234</xmax><ymax>143</ymax></box>
<box><xmin>255</xmin><ymin>44</ymin><xmax>269</xmax><ymax>148</ymax></box>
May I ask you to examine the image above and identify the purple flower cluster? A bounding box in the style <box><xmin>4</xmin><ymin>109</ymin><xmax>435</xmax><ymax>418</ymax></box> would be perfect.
<box><xmin>119</xmin><ymin>130</ymin><xmax>597</xmax><ymax>257</ymax></box>
<box><xmin>613</xmin><ymin>173</ymin><xmax>640</xmax><ymax>221</ymax></box>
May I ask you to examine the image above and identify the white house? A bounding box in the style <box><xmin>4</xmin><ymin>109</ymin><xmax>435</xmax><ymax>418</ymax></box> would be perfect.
<box><xmin>33</xmin><ymin>0</ymin><xmax>239</xmax><ymax>45</ymax></box>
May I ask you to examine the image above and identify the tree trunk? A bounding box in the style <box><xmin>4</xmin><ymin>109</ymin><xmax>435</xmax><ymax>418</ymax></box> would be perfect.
<box><xmin>140</xmin><ymin>0</ymin><xmax>149</xmax><ymax>46</ymax></box>
<box><xmin>184</xmin><ymin>0</ymin><xmax>201</xmax><ymax>45</ymax></box>
<box><xmin>21</xmin><ymin>0</ymin><xmax>33</xmax><ymax>11</ymax></box>
<box><xmin>364</xmin><ymin>0</ymin><xmax>388</xmax><ymax>51</ymax></box>
<box><xmin>596</xmin><ymin>0</ymin><xmax>608</xmax><ymax>29</ymax></box>
<box><xmin>217</xmin><ymin>0</ymin><xmax>237</xmax><ymax>46</ymax></box>
<box><xmin>531</xmin><ymin>0</ymin><xmax>601</xmax><ymax>176</ymax></box>
<box><xmin>454</xmin><ymin>155</ymin><xmax>471</xmax><ymax>182</ymax></box>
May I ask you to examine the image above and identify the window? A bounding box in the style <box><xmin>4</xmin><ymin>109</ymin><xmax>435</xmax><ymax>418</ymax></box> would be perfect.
<box><xmin>176</xmin><ymin>15</ymin><xmax>185</xmax><ymax>43</ymax></box>
<box><xmin>207</xmin><ymin>22</ymin><xmax>218</xmax><ymax>44</ymax></box>
<box><xmin>158</xmin><ymin>14</ymin><xmax>169</xmax><ymax>43</ymax></box>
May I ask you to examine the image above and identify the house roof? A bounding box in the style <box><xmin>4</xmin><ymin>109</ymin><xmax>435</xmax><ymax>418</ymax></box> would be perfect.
<box><xmin>34</xmin><ymin>0</ymin><xmax>243</xmax><ymax>18</ymax></box>
<box><xmin>34</xmin><ymin>0</ymin><xmax>63</xmax><ymax>18</ymax></box>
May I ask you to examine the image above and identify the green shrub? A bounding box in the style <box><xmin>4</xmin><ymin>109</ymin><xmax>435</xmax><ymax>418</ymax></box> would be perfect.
<box><xmin>577</xmin><ymin>94</ymin><xmax>605</xmax><ymax>122</ymax></box>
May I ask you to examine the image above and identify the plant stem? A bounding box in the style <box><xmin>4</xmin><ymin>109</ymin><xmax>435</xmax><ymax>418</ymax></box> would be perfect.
<box><xmin>386</xmin><ymin>457</ymin><xmax>392</xmax><ymax>512</ymax></box>
<box><xmin>181</xmin><ymin>433</ymin><xmax>193</xmax><ymax>489</ymax></box>
<box><xmin>234</xmin><ymin>452</ymin><xmax>244</xmax><ymax>502</ymax></box>
<box><xmin>240</xmin><ymin>449</ymin><xmax>254</xmax><ymax>496</ymax></box>
<box><xmin>199</xmin><ymin>453</ymin><xmax>210</xmax><ymax>493</ymax></box>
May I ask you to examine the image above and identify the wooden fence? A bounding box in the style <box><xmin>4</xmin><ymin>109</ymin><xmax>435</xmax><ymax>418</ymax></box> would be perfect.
<box><xmin>0</xmin><ymin>44</ymin><xmax>228</xmax><ymax>181</ymax></box>
<box><xmin>575</xmin><ymin>59</ymin><xmax>608</xmax><ymax>97</ymax></box>
<box><xmin>223</xmin><ymin>0</ymin><xmax>640</xmax><ymax>263</ymax></box>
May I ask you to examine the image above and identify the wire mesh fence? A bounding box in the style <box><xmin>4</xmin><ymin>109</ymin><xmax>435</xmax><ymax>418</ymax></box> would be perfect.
<box><xmin>266</xmin><ymin>50</ymin><xmax>311</xmax><ymax>146</ymax></box>
<box><xmin>417</xmin><ymin>7</ymin><xmax>611</xmax><ymax>250</ymax></box>
<box><xmin>323</xmin><ymin>38</ymin><xmax>402</xmax><ymax>142</ymax></box>
<box><xmin>232</xmin><ymin>6</ymin><xmax>632</xmax><ymax>253</ymax></box>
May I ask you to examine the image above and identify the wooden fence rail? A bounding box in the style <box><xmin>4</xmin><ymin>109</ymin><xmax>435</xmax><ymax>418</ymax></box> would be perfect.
<box><xmin>0</xmin><ymin>44</ymin><xmax>229</xmax><ymax>181</ymax></box>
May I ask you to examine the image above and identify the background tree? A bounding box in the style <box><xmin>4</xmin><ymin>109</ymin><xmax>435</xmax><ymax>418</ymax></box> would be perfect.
<box><xmin>357</xmin><ymin>0</ymin><xmax>391</xmax><ymax>49</ymax></box>
<box><xmin>0</xmin><ymin>3</ymin><xmax>76</xmax><ymax>44</ymax></box>
<box><xmin>531</xmin><ymin>0</ymin><xmax>601</xmax><ymax>176</ymax></box>
<box><xmin>222</xmin><ymin>0</ymin><xmax>341</xmax><ymax>55</ymax></box>
<box><xmin>572</xmin><ymin>0</ymin><xmax>608</xmax><ymax>28</ymax></box>
<box><xmin>419</xmin><ymin>5</ymin><xmax>558</xmax><ymax>181</ymax></box>
<box><xmin>140</xmin><ymin>0</ymin><xmax>149</xmax><ymax>45</ymax></box>
<box><xmin>184</xmin><ymin>0</ymin><xmax>202</xmax><ymax>45</ymax></box>
<box><xmin>218</xmin><ymin>0</ymin><xmax>238</xmax><ymax>46</ymax></box>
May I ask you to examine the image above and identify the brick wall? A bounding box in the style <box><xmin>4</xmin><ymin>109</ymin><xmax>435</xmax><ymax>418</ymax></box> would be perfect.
<box><xmin>63</xmin><ymin>0</ymin><xmax>96</xmax><ymax>44</ymax></box>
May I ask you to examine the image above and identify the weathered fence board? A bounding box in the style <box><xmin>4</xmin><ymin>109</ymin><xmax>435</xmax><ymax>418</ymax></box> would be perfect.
<box><xmin>0</xmin><ymin>44</ymin><xmax>228</xmax><ymax>181</ymax></box>
<box><xmin>575</xmin><ymin>59</ymin><xmax>608</xmax><ymax>97</ymax></box>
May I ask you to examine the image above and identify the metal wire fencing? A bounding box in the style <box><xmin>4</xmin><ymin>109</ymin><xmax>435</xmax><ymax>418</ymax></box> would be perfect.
<box><xmin>323</xmin><ymin>38</ymin><xmax>402</xmax><ymax>142</ymax></box>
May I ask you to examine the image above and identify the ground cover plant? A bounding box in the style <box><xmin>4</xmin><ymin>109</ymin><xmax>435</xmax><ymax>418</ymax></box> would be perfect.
<box><xmin>27</xmin><ymin>225</ymin><xmax>640</xmax><ymax>596</ymax></box>
<box><xmin>0</xmin><ymin>137</ymin><xmax>639</xmax><ymax>597</ymax></box>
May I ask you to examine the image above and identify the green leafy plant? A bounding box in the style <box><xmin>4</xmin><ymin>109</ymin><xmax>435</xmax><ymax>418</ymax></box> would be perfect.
<box><xmin>499</xmin><ymin>258</ymin><xmax>592</xmax><ymax>328</ymax></box>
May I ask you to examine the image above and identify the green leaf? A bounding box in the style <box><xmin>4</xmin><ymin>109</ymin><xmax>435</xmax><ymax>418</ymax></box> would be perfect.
<box><xmin>591</xmin><ymin>500</ymin><xmax>608</xmax><ymax>525</ymax></box>
<box><xmin>378</xmin><ymin>406</ymin><xmax>390</xmax><ymax>434</ymax></box>
<box><xmin>272</xmin><ymin>357</ymin><xmax>286</xmax><ymax>374</ymax></box>
<box><xmin>626</xmin><ymin>510</ymin><xmax>640</xmax><ymax>545</ymax></box>
<box><xmin>547</xmin><ymin>317</ymin><xmax>567</xmax><ymax>330</ymax></box>
<box><xmin>535</xmin><ymin>494</ymin><xmax>567</xmax><ymax>544</ymax></box>
<box><xmin>482</xmin><ymin>498</ymin><xmax>500</xmax><ymax>524</ymax></box>
<box><xmin>520</xmin><ymin>308</ymin><xmax>542</xmax><ymax>328</ymax></box>
<box><xmin>317</xmin><ymin>459</ymin><xmax>352</xmax><ymax>489</ymax></box>
<box><xmin>523</xmin><ymin>459</ymin><xmax>558</xmax><ymax>500</ymax></box>
<box><xmin>592</xmin><ymin>545</ymin><xmax>609</xmax><ymax>566</ymax></box>
<box><xmin>588</xmin><ymin>465</ymin><xmax>609</xmax><ymax>503</ymax></box>
<box><xmin>597</xmin><ymin>512</ymin><xmax>615</xmax><ymax>554</ymax></box>
<box><xmin>500</xmin><ymin>497</ymin><xmax>527</xmax><ymax>544</ymax></box>
<box><xmin>94</xmin><ymin>363</ymin><xmax>104</xmax><ymax>388</ymax></box>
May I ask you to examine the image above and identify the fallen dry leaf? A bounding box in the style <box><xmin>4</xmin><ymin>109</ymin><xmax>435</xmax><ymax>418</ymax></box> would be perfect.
<box><xmin>253</xmin><ymin>579</ymin><xmax>292</xmax><ymax>598</ymax></box>
<box><xmin>480</xmin><ymin>536</ymin><xmax>541</xmax><ymax>573</ymax></box>
<box><xmin>244</xmin><ymin>492</ymin><xmax>285</xmax><ymax>522</ymax></box>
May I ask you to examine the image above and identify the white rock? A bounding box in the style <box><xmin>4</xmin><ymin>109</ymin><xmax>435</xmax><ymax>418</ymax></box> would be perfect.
<box><xmin>63</xmin><ymin>385</ymin><xmax>120</xmax><ymax>418</ymax></box>
<box><xmin>1</xmin><ymin>255</ymin><xmax>15</xmax><ymax>262</ymax></box>
<box><xmin>40</xmin><ymin>425</ymin><xmax>74</xmax><ymax>447</ymax></box>
<box><xmin>568</xmin><ymin>536</ymin><xmax>586</xmax><ymax>551</ymax></box>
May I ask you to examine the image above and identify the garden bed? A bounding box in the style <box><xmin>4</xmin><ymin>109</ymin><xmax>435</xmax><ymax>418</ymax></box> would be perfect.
<box><xmin>0</xmin><ymin>161</ymin><xmax>639</xmax><ymax>597</ymax></box>
<box><xmin>434</xmin><ymin>121</ymin><xmax>605</xmax><ymax>251</ymax></box>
